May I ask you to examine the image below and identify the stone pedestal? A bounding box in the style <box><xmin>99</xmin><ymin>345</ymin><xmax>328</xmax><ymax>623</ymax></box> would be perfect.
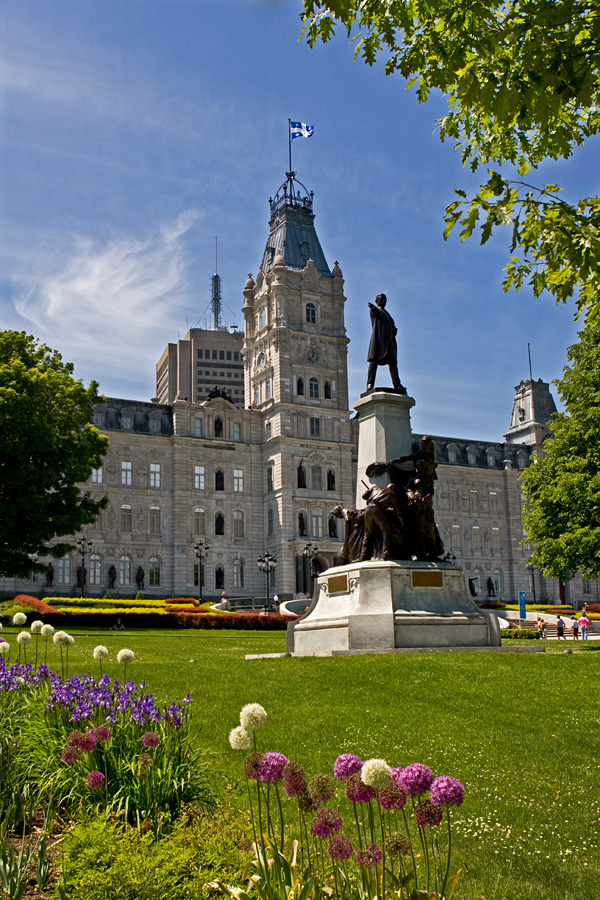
<box><xmin>286</xmin><ymin>560</ymin><xmax>501</xmax><ymax>656</ymax></box>
<box><xmin>354</xmin><ymin>390</ymin><xmax>415</xmax><ymax>508</ymax></box>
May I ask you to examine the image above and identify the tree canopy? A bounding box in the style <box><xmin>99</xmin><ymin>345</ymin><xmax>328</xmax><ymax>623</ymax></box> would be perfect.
<box><xmin>300</xmin><ymin>0</ymin><xmax>600</xmax><ymax>320</ymax></box>
<box><xmin>0</xmin><ymin>331</ymin><xmax>109</xmax><ymax>578</ymax></box>
<box><xmin>521</xmin><ymin>322</ymin><xmax>600</xmax><ymax>580</ymax></box>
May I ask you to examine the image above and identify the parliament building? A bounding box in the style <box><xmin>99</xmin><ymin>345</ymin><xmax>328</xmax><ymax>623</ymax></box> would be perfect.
<box><xmin>7</xmin><ymin>173</ymin><xmax>595</xmax><ymax>608</ymax></box>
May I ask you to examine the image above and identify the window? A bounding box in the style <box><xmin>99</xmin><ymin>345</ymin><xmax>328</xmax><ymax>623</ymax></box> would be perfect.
<box><xmin>215</xmin><ymin>512</ymin><xmax>225</xmax><ymax>535</ymax></box>
<box><xmin>583</xmin><ymin>577</ymin><xmax>591</xmax><ymax>594</ymax></box>
<box><xmin>306</xmin><ymin>303</ymin><xmax>316</xmax><ymax>324</ymax></box>
<box><xmin>91</xmin><ymin>467</ymin><xmax>103</xmax><ymax>484</ymax></box>
<box><xmin>150</xmin><ymin>463</ymin><xmax>161</xmax><ymax>488</ymax></box>
<box><xmin>149</xmin><ymin>418</ymin><xmax>160</xmax><ymax>433</ymax></box>
<box><xmin>491</xmin><ymin>527</ymin><xmax>501</xmax><ymax>551</ymax></box>
<box><xmin>312</xmin><ymin>508</ymin><xmax>324</xmax><ymax>538</ymax></box>
<box><xmin>119</xmin><ymin>556</ymin><xmax>132</xmax><ymax>586</ymax></box>
<box><xmin>267</xmin><ymin>467</ymin><xmax>274</xmax><ymax>493</ymax></box>
<box><xmin>93</xmin><ymin>413</ymin><xmax>104</xmax><ymax>427</ymax></box>
<box><xmin>266</xmin><ymin>378</ymin><xmax>272</xmax><ymax>400</ymax></box>
<box><xmin>193</xmin><ymin>562</ymin><xmax>205</xmax><ymax>588</ymax></box>
<box><xmin>489</xmin><ymin>491</ymin><xmax>498</xmax><ymax>512</ymax></box>
<box><xmin>149</xmin><ymin>557</ymin><xmax>161</xmax><ymax>587</ymax></box>
<box><xmin>194</xmin><ymin>465</ymin><xmax>205</xmax><ymax>490</ymax></box>
<box><xmin>469</xmin><ymin>490</ymin><xmax>479</xmax><ymax>511</ymax></box>
<box><xmin>195</xmin><ymin>418</ymin><xmax>203</xmax><ymax>437</ymax></box>
<box><xmin>233</xmin><ymin>423</ymin><xmax>241</xmax><ymax>441</ymax></box>
<box><xmin>121</xmin><ymin>461</ymin><xmax>132</xmax><ymax>485</ymax></box>
<box><xmin>215</xmin><ymin>565</ymin><xmax>225</xmax><ymax>590</ymax></box>
<box><xmin>327</xmin><ymin>470</ymin><xmax>336</xmax><ymax>491</ymax></box>
<box><xmin>516</xmin><ymin>451</ymin><xmax>529</xmax><ymax>470</ymax></box>
<box><xmin>120</xmin><ymin>504</ymin><xmax>132</xmax><ymax>532</ymax></box>
<box><xmin>214</xmin><ymin>417</ymin><xmax>223</xmax><ymax>438</ymax></box>
<box><xmin>311</xmin><ymin>466</ymin><xmax>323</xmax><ymax>491</ymax></box>
<box><xmin>324</xmin><ymin>381</ymin><xmax>331</xmax><ymax>399</ymax></box>
<box><xmin>212</xmin><ymin>350</ymin><xmax>217</xmax><ymax>359</ymax></box>
<box><xmin>486</xmin><ymin>449</ymin><xmax>497</xmax><ymax>467</ymax></box>
<box><xmin>493</xmin><ymin>568</ymin><xmax>504</xmax><ymax>594</ymax></box>
<box><xmin>297</xmin><ymin>377</ymin><xmax>305</xmax><ymax>396</ymax></box>
<box><xmin>122</xmin><ymin>415</ymin><xmax>133</xmax><ymax>430</ymax></box>
<box><xmin>310</xmin><ymin>417</ymin><xmax>320</xmax><ymax>437</ymax></box>
<box><xmin>58</xmin><ymin>556</ymin><xmax>71</xmax><ymax>584</ymax></box>
<box><xmin>265</xmin><ymin>421</ymin><xmax>272</xmax><ymax>441</ymax></box>
<box><xmin>451</xmin><ymin>526</ymin><xmax>461</xmax><ymax>550</ymax></box>
<box><xmin>233</xmin><ymin>559</ymin><xmax>245</xmax><ymax>589</ymax></box>
<box><xmin>309</xmin><ymin>377</ymin><xmax>319</xmax><ymax>399</ymax></box>
<box><xmin>193</xmin><ymin>508</ymin><xmax>205</xmax><ymax>535</ymax></box>
<box><xmin>233</xmin><ymin>510</ymin><xmax>245</xmax><ymax>537</ymax></box>
<box><xmin>215</xmin><ymin>470</ymin><xmax>224</xmax><ymax>491</ymax></box>
<box><xmin>267</xmin><ymin>508</ymin><xmax>274</xmax><ymax>537</ymax></box>
<box><xmin>447</xmin><ymin>445</ymin><xmax>458</xmax><ymax>463</ymax></box>
<box><xmin>260</xmin><ymin>307</ymin><xmax>267</xmax><ymax>330</ymax></box>
<box><xmin>472</xmin><ymin>526</ymin><xmax>482</xmax><ymax>550</ymax></box>
<box><xmin>467</xmin><ymin>448</ymin><xmax>477</xmax><ymax>465</ymax></box>
<box><xmin>219</xmin><ymin>350</ymin><xmax>225</xmax><ymax>360</ymax></box>
<box><xmin>89</xmin><ymin>554</ymin><xmax>101</xmax><ymax>586</ymax></box>
<box><xmin>233</xmin><ymin>469</ymin><xmax>244</xmax><ymax>492</ymax></box>
<box><xmin>254</xmin><ymin>385</ymin><xmax>260</xmax><ymax>406</ymax></box>
<box><xmin>149</xmin><ymin>506</ymin><xmax>161</xmax><ymax>534</ymax></box>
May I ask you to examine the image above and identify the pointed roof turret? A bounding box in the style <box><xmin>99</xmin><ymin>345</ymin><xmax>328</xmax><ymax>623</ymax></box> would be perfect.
<box><xmin>261</xmin><ymin>172</ymin><xmax>331</xmax><ymax>277</ymax></box>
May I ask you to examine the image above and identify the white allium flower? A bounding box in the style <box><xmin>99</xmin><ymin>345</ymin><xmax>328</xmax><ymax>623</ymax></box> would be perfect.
<box><xmin>12</xmin><ymin>613</ymin><xmax>27</xmax><ymax>626</ymax></box>
<box><xmin>30</xmin><ymin>620</ymin><xmax>43</xmax><ymax>634</ymax></box>
<box><xmin>239</xmin><ymin>703</ymin><xmax>268</xmax><ymax>732</ymax></box>
<box><xmin>229</xmin><ymin>726</ymin><xmax>253</xmax><ymax>750</ymax></box>
<box><xmin>117</xmin><ymin>648</ymin><xmax>134</xmax><ymax>664</ymax></box>
<box><xmin>0</xmin><ymin>642</ymin><xmax>10</xmax><ymax>655</ymax></box>
<box><xmin>16</xmin><ymin>632</ymin><xmax>31</xmax><ymax>645</ymax></box>
<box><xmin>93</xmin><ymin>645</ymin><xmax>109</xmax><ymax>660</ymax></box>
<box><xmin>41</xmin><ymin>624</ymin><xmax>55</xmax><ymax>638</ymax></box>
<box><xmin>53</xmin><ymin>631</ymin><xmax>74</xmax><ymax>647</ymax></box>
<box><xmin>361</xmin><ymin>758</ymin><xmax>392</xmax><ymax>790</ymax></box>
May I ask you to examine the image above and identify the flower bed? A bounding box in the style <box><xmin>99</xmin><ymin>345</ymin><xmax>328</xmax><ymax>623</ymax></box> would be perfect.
<box><xmin>172</xmin><ymin>612</ymin><xmax>296</xmax><ymax>630</ymax></box>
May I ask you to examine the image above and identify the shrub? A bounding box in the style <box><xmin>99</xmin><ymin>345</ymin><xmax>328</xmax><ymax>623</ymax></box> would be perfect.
<box><xmin>478</xmin><ymin>601</ymin><xmax>506</xmax><ymax>609</ymax></box>
<box><xmin>164</xmin><ymin>597</ymin><xmax>196</xmax><ymax>605</ymax></box>
<box><xmin>172</xmin><ymin>613</ymin><xmax>296</xmax><ymax>630</ymax></box>
<box><xmin>135</xmin><ymin>591</ymin><xmax>145</xmax><ymax>600</ymax></box>
<box><xmin>501</xmin><ymin>628</ymin><xmax>541</xmax><ymax>640</ymax></box>
<box><xmin>12</xmin><ymin>594</ymin><xmax>64</xmax><ymax>617</ymax></box>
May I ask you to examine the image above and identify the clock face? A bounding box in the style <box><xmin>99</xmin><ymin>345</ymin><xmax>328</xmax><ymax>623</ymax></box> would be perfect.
<box><xmin>306</xmin><ymin>348</ymin><xmax>320</xmax><ymax>364</ymax></box>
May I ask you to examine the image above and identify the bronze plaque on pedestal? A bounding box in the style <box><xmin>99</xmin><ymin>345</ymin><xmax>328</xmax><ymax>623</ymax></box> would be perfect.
<box><xmin>412</xmin><ymin>571</ymin><xmax>444</xmax><ymax>588</ymax></box>
<box><xmin>328</xmin><ymin>574</ymin><xmax>349</xmax><ymax>594</ymax></box>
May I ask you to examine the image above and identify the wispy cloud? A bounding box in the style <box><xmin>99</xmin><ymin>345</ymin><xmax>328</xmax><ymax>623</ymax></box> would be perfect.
<box><xmin>14</xmin><ymin>212</ymin><xmax>199</xmax><ymax>394</ymax></box>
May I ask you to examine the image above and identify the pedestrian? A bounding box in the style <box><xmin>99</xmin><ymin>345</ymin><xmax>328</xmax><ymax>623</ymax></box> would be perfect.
<box><xmin>556</xmin><ymin>615</ymin><xmax>565</xmax><ymax>640</ymax></box>
<box><xmin>273</xmin><ymin>592</ymin><xmax>280</xmax><ymax>615</ymax></box>
<box><xmin>537</xmin><ymin>617</ymin><xmax>546</xmax><ymax>639</ymax></box>
<box><xmin>578</xmin><ymin>612</ymin><xmax>590</xmax><ymax>641</ymax></box>
<box><xmin>571</xmin><ymin>615</ymin><xmax>579</xmax><ymax>640</ymax></box>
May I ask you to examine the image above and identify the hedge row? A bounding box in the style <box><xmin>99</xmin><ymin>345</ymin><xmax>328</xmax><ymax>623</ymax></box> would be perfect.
<box><xmin>171</xmin><ymin>612</ymin><xmax>296</xmax><ymax>630</ymax></box>
<box><xmin>502</xmin><ymin>629</ymin><xmax>541</xmax><ymax>640</ymax></box>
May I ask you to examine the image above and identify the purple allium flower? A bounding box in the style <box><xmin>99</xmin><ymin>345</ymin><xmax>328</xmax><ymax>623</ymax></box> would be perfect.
<box><xmin>77</xmin><ymin>730</ymin><xmax>98</xmax><ymax>753</ymax></box>
<box><xmin>61</xmin><ymin>745</ymin><xmax>79</xmax><ymax>764</ymax></box>
<box><xmin>328</xmin><ymin>835</ymin><xmax>353</xmax><ymax>860</ymax></box>
<box><xmin>333</xmin><ymin>753</ymin><xmax>363</xmax><ymax>780</ymax></box>
<box><xmin>391</xmin><ymin>766</ymin><xmax>404</xmax><ymax>784</ymax></box>
<box><xmin>399</xmin><ymin>763</ymin><xmax>434</xmax><ymax>797</ymax></box>
<box><xmin>243</xmin><ymin>751</ymin><xmax>263</xmax><ymax>780</ymax></box>
<box><xmin>309</xmin><ymin>774</ymin><xmax>336</xmax><ymax>803</ymax></box>
<box><xmin>94</xmin><ymin>725</ymin><xmax>112</xmax><ymax>744</ymax></box>
<box><xmin>379</xmin><ymin>780</ymin><xmax>407</xmax><ymax>811</ymax></box>
<box><xmin>356</xmin><ymin>844</ymin><xmax>382</xmax><ymax>867</ymax></box>
<box><xmin>142</xmin><ymin>731</ymin><xmax>160</xmax><ymax>749</ymax></box>
<box><xmin>283</xmin><ymin>762</ymin><xmax>307</xmax><ymax>798</ymax></box>
<box><xmin>345</xmin><ymin>772</ymin><xmax>375</xmax><ymax>804</ymax></box>
<box><xmin>430</xmin><ymin>775</ymin><xmax>464</xmax><ymax>808</ymax></box>
<box><xmin>66</xmin><ymin>730</ymin><xmax>84</xmax><ymax>748</ymax></box>
<box><xmin>258</xmin><ymin>751</ymin><xmax>289</xmax><ymax>784</ymax></box>
<box><xmin>298</xmin><ymin>791</ymin><xmax>321</xmax><ymax>814</ymax></box>
<box><xmin>415</xmin><ymin>799</ymin><xmax>443</xmax><ymax>829</ymax></box>
<box><xmin>142</xmin><ymin>818</ymin><xmax>154</xmax><ymax>833</ymax></box>
<box><xmin>87</xmin><ymin>770</ymin><xmax>105</xmax><ymax>791</ymax></box>
<box><xmin>312</xmin><ymin>808</ymin><xmax>342</xmax><ymax>838</ymax></box>
<box><xmin>385</xmin><ymin>833</ymin><xmax>412</xmax><ymax>858</ymax></box>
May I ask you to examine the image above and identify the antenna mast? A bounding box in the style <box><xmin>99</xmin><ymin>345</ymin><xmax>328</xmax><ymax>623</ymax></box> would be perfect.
<box><xmin>527</xmin><ymin>343</ymin><xmax>533</xmax><ymax>381</ymax></box>
<box><xmin>211</xmin><ymin>236</ymin><xmax>222</xmax><ymax>330</ymax></box>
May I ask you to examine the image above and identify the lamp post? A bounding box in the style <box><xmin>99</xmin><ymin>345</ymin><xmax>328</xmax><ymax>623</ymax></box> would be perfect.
<box><xmin>303</xmin><ymin>542</ymin><xmax>318</xmax><ymax>595</ymax></box>
<box><xmin>76</xmin><ymin>536</ymin><xmax>93</xmax><ymax>598</ymax></box>
<box><xmin>194</xmin><ymin>540</ymin><xmax>210</xmax><ymax>603</ymax></box>
<box><xmin>257</xmin><ymin>551</ymin><xmax>277</xmax><ymax>613</ymax></box>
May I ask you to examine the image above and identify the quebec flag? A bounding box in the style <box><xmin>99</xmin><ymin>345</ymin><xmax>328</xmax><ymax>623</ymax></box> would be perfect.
<box><xmin>291</xmin><ymin>121</ymin><xmax>315</xmax><ymax>139</ymax></box>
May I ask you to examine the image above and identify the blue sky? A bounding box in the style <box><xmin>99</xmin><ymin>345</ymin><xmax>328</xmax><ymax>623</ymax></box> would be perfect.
<box><xmin>1</xmin><ymin>0</ymin><xmax>593</xmax><ymax>442</ymax></box>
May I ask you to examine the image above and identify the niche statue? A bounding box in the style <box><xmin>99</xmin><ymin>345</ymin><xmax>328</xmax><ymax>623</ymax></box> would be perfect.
<box><xmin>332</xmin><ymin>436</ymin><xmax>444</xmax><ymax>564</ymax></box>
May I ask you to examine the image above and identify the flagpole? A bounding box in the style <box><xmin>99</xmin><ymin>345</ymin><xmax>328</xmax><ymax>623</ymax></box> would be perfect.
<box><xmin>288</xmin><ymin>118</ymin><xmax>292</xmax><ymax>175</ymax></box>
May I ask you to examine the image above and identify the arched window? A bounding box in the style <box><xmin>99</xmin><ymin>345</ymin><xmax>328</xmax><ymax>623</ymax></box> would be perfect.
<box><xmin>327</xmin><ymin>470</ymin><xmax>336</xmax><ymax>491</ymax></box>
<box><xmin>486</xmin><ymin>449</ymin><xmax>497</xmax><ymax>467</ymax></box>
<box><xmin>451</xmin><ymin>525</ymin><xmax>461</xmax><ymax>550</ymax></box>
<box><xmin>215</xmin><ymin>565</ymin><xmax>225</xmax><ymax>589</ymax></box>
<box><xmin>297</xmin><ymin>461</ymin><xmax>306</xmax><ymax>488</ymax></box>
<box><xmin>472</xmin><ymin>526</ymin><xmax>482</xmax><ymax>550</ymax></box>
<box><xmin>149</xmin><ymin>557</ymin><xmax>161</xmax><ymax>587</ymax></box>
<box><xmin>447</xmin><ymin>444</ymin><xmax>458</xmax><ymax>463</ymax></box>
<box><xmin>119</xmin><ymin>555</ymin><xmax>132</xmax><ymax>586</ymax></box>
<box><xmin>298</xmin><ymin>511</ymin><xmax>307</xmax><ymax>536</ymax></box>
<box><xmin>233</xmin><ymin>509</ymin><xmax>245</xmax><ymax>537</ymax></box>
<box><xmin>215</xmin><ymin>512</ymin><xmax>225</xmax><ymax>535</ymax></box>
<box><xmin>309</xmin><ymin>377</ymin><xmax>319</xmax><ymax>398</ymax></box>
<box><xmin>149</xmin><ymin>506</ymin><xmax>161</xmax><ymax>534</ymax></box>
<box><xmin>297</xmin><ymin>377</ymin><xmax>305</xmax><ymax>396</ymax></box>
<box><xmin>215</xmin><ymin>469</ymin><xmax>224</xmax><ymax>491</ymax></box>
<box><xmin>516</xmin><ymin>451</ymin><xmax>529</xmax><ymax>469</ymax></box>
<box><xmin>324</xmin><ymin>381</ymin><xmax>331</xmax><ymax>399</ymax></box>
<box><xmin>306</xmin><ymin>303</ymin><xmax>316</xmax><ymax>324</ymax></box>
<box><xmin>214</xmin><ymin>417</ymin><xmax>223</xmax><ymax>438</ymax></box>
<box><xmin>233</xmin><ymin>559</ymin><xmax>245</xmax><ymax>589</ymax></box>
<box><xmin>120</xmin><ymin>504</ymin><xmax>132</xmax><ymax>532</ymax></box>
<box><xmin>260</xmin><ymin>307</ymin><xmax>267</xmax><ymax>330</ymax></box>
<box><xmin>89</xmin><ymin>554</ymin><xmax>101</xmax><ymax>586</ymax></box>
<box><xmin>193</xmin><ymin>507</ymin><xmax>205</xmax><ymax>535</ymax></box>
<box><xmin>467</xmin><ymin>447</ymin><xmax>478</xmax><ymax>465</ymax></box>
<box><xmin>312</xmin><ymin>508</ymin><xmax>324</xmax><ymax>538</ymax></box>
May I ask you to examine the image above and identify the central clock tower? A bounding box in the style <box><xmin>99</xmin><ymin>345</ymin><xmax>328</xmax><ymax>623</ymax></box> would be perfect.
<box><xmin>242</xmin><ymin>172</ymin><xmax>354</xmax><ymax>597</ymax></box>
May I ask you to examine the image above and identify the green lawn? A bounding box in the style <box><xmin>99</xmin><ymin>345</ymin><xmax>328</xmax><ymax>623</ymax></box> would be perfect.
<box><xmin>6</xmin><ymin>628</ymin><xmax>599</xmax><ymax>900</ymax></box>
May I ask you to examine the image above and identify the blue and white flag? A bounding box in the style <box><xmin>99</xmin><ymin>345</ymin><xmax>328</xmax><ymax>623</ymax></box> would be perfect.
<box><xmin>291</xmin><ymin>121</ymin><xmax>314</xmax><ymax>139</ymax></box>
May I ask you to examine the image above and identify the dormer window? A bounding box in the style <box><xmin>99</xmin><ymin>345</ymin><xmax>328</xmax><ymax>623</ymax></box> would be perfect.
<box><xmin>122</xmin><ymin>414</ymin><xmax>133</xmax><ymax>430</ymax></box>
<box><xmin>300</xmin><ymin>241</ymin><xmax>310</xmax><ymax>261</ymax></box>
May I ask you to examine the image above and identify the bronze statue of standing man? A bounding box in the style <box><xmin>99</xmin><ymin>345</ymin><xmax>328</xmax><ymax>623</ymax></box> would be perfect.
<box><xmin>366</xmin><ymin>294</ymin><xmax>406</xmax><ymax>393</ymax></box>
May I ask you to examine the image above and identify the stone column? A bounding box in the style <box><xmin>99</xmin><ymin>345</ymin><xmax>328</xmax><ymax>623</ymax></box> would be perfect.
<box><xmin>354</xmin><ymin>390</ymin><xmax>415</xmax><ymax>508</ymax></box>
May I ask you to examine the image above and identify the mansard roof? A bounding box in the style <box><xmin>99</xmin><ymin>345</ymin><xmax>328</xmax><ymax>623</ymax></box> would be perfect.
<box><xmin>261</xmin><ymin>173</ymin><xmax>331</xmax><ymax>278</ymax></box>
